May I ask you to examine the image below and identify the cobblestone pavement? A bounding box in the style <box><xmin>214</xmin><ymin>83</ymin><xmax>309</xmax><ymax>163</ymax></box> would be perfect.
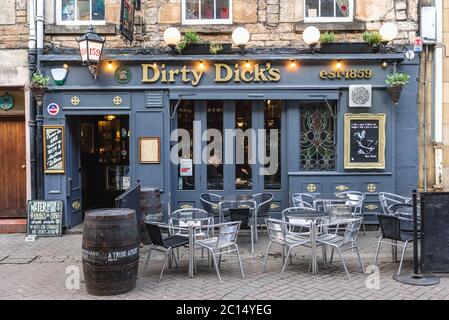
<box><xmin>0</xmin><ymin>230</ymin><xmax>448</xmax><ymax>300</ymax></box>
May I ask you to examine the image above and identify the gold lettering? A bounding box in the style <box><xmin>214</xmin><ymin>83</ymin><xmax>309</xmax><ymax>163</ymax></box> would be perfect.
<box><xmin>241</xmin><ymin>69</ymin><xmax>254</xmax><ymax>82</ymax></box>
<box><xmin>234</xmin><ymin>64</ymin><xmax>241</xmax><ymax>82</ymax></box>
<box><xmin>168</xmin><ymin>69</ymin><xmax>180</xmax><ymax>82</ymax></box>
<box><xmin>319</xmin><ymin>71</ymin><xmax>328</xmax><ymax>79</ymax></box>
<box><xmin>180</xmin><ymin>66</ymin><xmax>190</xmax><ymax>83</ymax></box>
<box><xmin>160</xmin><ymin>64</ymin><xmax>168</xmax><ymax>83</ymax></box>
<box><xmin>214</xmin><ymin>63</ymin><xmax>233</xmax><ymax>82</ymax></box>
<box><xmin>254</xmin><ymin>64</ymin><xmax>268</xmax><ymax>82</ymax></box>
<box><xmin>268</xmin><ymin>67</ymin><xmax>281</xmax><ymax>82</ymax></box>
<box><xmin>191</xmin><ymin>69</ymin><xmax>204</xmax><ymax>86</ymax></box>
<box><xmin>328</xmin><ymin>70</ymin><xmax>336</xmax><ymax>79</ymax></box>
<box><xmin>142</xmin><ymin>64</ymin><xmax>160</xmax><ymax>82</ymax></box>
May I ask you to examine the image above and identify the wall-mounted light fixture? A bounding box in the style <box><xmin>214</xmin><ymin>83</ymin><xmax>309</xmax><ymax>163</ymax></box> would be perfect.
<box><xmin>336</xmin><ymin>61</ymin><xmax>343</xmax><ymax>70</ymax></box>
<box><xmin>198</xmin><ymin>61</ymin><xmax>205</xmax><ymax>70</ymax></box>
<box><xmin>302</xmin><ymin>26</ymin><xmax>321</xmax><ymax>53</ymax></box>
<box><xmin>382</xmin><ymin>61</ymin><xmax>389</xmax><ymax>68</ymax></box>
<box><xmin>164</xmin><ymin>27</ymin><xmax>181</xmax><ymax>54</ymax></box>
<box><xmin>232</xmin><ymin>27</ymin><xmax>250</xmax><ymax>54</ymax></box>
<box><xmin>76</xmin><ymin>25</ymin><xmax>105</xmax><ymax>80</ymax></box>
<box><xmin>289</xmin><ymin>61</ymin><xmax>298</xmax><ymax>70</ymax></box>
<box><xmin>379</xmin><ymin>22</ymin><xmax>398</xmax><ymax>43</ymax></box>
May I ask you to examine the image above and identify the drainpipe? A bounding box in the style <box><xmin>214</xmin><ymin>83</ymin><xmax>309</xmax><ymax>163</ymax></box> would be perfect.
<box><xmin>28</xmin><ymin>0</ymin><xmax>37</xmax><ymax>199</ymax></box>
<box><xmin>36</xmin><ymin>0</ymin><xmax>45</xmax><ymax>199</ymax></box>
<box><xmin>433</xmin><ymin>0</ymin><xmax>444</xmax><ymax>190</ymax></box>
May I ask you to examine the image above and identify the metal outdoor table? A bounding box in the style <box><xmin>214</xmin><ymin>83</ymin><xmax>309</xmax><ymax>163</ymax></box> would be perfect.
<box><xmin>285</xmin><ymin>210</ymin><xmax>329</xmax><ymax>275</ymax></box>
<box><xmin>171</xmin><ymin>214</ymin><xmax>214</xmax><ymax>279</ymax></box>
<box><xmin>219</xmin><ymin>194</ymin><xmax>257</xmax><ymax>253</ymax></box>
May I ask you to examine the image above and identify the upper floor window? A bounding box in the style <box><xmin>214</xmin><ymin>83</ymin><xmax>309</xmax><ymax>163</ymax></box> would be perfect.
<box><xmin>304</xmin><ymin>0</ymin><xmax>353</xmax><ymax>23</ymax></box>
<box><xmin>57</xmin><ymin>0</ymin><xmax>106</xmax><ymax>25</ymax></box>
<box><xmin>182</xmin><ymin>0</ymin><xmax>232</xmax><ymax>25</ymax></box>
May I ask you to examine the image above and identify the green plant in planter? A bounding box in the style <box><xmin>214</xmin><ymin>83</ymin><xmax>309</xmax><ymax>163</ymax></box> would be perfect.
<box><xmin>176</xmin><ymin>31</ymin><xmax>204</xmax><ymax>53</ymax></box>
<box><xmin>362</xmin><ymin>31</ymin><xmax>382</xmax><ymax>46</ymax></box>
<box><xmin>209</xmin><ymin>42</ymin><xmax>223</xmax><ymax>54</ymax></box>
<box><xmin>385</xmin><ymin>72</ymin><xmax>410</xmax><ymax>105</ymax></box>
<box><xmin>31</xmin><ymin>71</ymin><xmax>50</xmax><ymax>88</ymax></box>
<box><xmin>320</xmin><ymin>32</ymin><xmax>336</xmax><ymax>44</ymax></box>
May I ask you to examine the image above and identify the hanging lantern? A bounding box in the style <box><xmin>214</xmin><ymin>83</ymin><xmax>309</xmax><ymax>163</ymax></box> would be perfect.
<box><xmin>77</xmin><ymin>25</ymin><xmax>105</xmax><ymax>80</ymax></box>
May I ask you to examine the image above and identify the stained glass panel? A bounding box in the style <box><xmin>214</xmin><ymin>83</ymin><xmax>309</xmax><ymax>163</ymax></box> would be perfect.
<box><xmin>300</xmin><ymin>102</ymin><xmax>336</xmax><ymax>171</ymax></box>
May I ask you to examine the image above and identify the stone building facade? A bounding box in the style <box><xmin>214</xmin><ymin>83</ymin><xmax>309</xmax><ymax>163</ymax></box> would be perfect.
<box><xmin>43</xmin><ymin>0</ymin><xmax>420</xmax><ymax>50</ymax></box>
<box><xmin>0</xmin><ymin>0</ymin><xmax>30</xmax><ymax>232</ymax></box>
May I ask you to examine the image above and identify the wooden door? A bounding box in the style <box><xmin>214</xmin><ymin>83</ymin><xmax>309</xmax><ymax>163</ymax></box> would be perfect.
<box><xmin>0</xmin><ymin>117</ymin><xmax>26</xmax><ymax>218</ymax></box>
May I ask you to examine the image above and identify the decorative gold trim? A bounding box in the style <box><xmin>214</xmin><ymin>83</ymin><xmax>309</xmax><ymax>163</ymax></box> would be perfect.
<box><xmin>344</xmin><ymin>113</ymin><xmax>386</xmax><ymax>169</ymax></box>
<box><xmin>71</xmin><ymin>96</ymin><xmax>80</xmax><ymax>106</ymax></box>
<box><xmin>270</xmin><ymin>203</ymin><xmax>280</xmax><ymax>210</ymax></box>
<box><xmin>335</xmin><ymin>185</ymin><xmax>349</xmax><ymax>192</ymax></box>
<box><xmin>180</xmin><ymin>204</ymin><xmax>193</xmax><ymax>209</ymax></box>
<box><xmin>113</xmin><ymin>96</ymin><xmax>123</xmax><ymax>106</ymax></box>
<box><xmin>367</xmin><ymin>184</ymin><xmax>377</xmax><ymax>193</ymax></box>
<box><xmin>307</xmin><ymin>184</ymin><xmax>317</xmax><ymax>193</ymax></box>
<box><xmin>365</xmin><ymin>204</ymin><xmax>379</xmax><ymax>210</ymax></box>
<box><xmin>72</xmin><ymin>200</ymin><xmax>81</xmax><ymax>211</ymax></box>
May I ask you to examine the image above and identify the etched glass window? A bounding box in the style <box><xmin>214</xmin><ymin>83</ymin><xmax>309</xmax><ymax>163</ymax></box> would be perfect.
<box><xmin>300</xmin><ymin>102</ymin><xmax>336</xmax><ymax>171</ymax></box>
<box><xmin>183</xmin><ymin>0</ymin><xmax>231</xmax><ymax>24</ymax></box>
<box><xmin>305</xmin><ymin>0</ymin><xmax>352</xmax><ymax>22</ymax></box>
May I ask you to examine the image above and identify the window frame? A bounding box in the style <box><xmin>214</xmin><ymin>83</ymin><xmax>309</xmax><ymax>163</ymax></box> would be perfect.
<box><xmin>304</xmin><ymin>0</ymin><xmax>354</xmax><ymax>23</ymax></box>
<box><xmin>182</xmin><ymin>0</ymin><xmax>233</xmax><ymax>25</ymax></box>
<box><xmin>56</xmin><ymin>0</ymin><xmax>106</xmax><ymax>26</ymax></box>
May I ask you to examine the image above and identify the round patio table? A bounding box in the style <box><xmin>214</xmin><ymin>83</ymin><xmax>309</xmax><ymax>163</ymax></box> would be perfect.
<box><xmin>284</xmin><ymin>209</ymin><xmax>329</xmax><ymax>275</ymax></box>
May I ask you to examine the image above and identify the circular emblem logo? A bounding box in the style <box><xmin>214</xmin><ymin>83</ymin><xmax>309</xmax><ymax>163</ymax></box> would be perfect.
<box><xmin>367</xmin><ymin>184</ymin><xmax>377</xmax><ymax>193</ymax></box>
<box><xmin>47</xmin><ymin>103</ymin><xmax>60</xmax><ymax>116</ymax></box>
<box><xmin>115</xmin><ymin>66</ymin><xmax>132</xmax><ymax>84</ymax></box>
<box><xmin>113</xmin><ymin>96</ymin><xmax>123</xmax><ymax>106</ymax></box>
<box><xmin>351</xmin><ymin>87</ymin><xmax>370</xmax><ymax>105</ymax></box>
<box><xmin>71</xmin><ymin>96</ymin><xmax>80</xmax><ymax>106</ymax></box>
<box><xmin>0</xmin><ymin>94</ymin><xmax>14</xmax><ymax>110</ymax></box>
<box><xmin>307</xmin><ymin>184</ymin><xmax>317</xmax><ymax>193</ymax></box>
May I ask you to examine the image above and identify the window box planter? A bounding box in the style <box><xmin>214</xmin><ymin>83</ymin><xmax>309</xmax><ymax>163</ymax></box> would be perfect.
<box><xmin>180</xmin><ymin>43</ymin><xmax>232</xmax><ymax>55</ymax></box>
<box><xmin>319</xmin><ymin>42</ymin><xmax>374</xmax><ymax>54</ymax></box>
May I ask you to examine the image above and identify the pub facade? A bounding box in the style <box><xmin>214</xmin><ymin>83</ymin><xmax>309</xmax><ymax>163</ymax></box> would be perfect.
<box><xmin>36</xmin><ymin>0</ymin><xmax>421</xmax><ymax>229</ymax></box>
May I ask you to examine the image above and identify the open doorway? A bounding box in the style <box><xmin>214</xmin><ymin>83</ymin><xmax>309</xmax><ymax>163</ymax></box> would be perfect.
<box><xmin>67</xmin><ymin>115</ymin><xmax>130</xmax><ymax>219</ymax></box>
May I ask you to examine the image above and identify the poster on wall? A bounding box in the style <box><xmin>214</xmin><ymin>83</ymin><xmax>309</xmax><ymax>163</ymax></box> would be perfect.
<box><xmin>119</xmin><ymin>0</ymin><xmax>141</xmax><ymax>44</ymax></box>
<box><xmin>43</xmin><ymin>125</ymin><xmax>65</xmax><ymax>174</ymax></box>
<box><xmin>344</xmin><ymin>113</ymin><xmax>386</xmax><ymax>169</ymax></box>
<box><xmin>27</xmin><ymin>200</ymin><xmax>63</xmax><ymax>237</ymax></box>
<box><xmin>139</xmin><ymin>137</ymin><xmax>160</xmax><ymax>163</ymax></box>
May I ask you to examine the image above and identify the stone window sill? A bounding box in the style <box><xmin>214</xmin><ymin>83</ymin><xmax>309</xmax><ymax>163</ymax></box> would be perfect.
<box><xmin>45</xmin><ymin>23</ymin><xmax>117</xmax><ymax>35</ymax></box>
<box><xmin>178</xmin><ymin>25</ymin><xmax>234</xmax><ymax>34</ymax></box>
<box><xmin>295</xmin><ymin>20</ymin><xmax>366</xmax><ymax>33</ymax></box>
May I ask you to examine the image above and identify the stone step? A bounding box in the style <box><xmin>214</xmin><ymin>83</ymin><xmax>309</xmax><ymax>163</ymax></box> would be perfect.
<box><xmin>0</xmin><ymin>219</ymin><xmax>27</xmax><ymax>234</ymax></box>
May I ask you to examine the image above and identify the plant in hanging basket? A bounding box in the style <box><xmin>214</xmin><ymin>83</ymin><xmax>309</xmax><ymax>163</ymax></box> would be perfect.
<box><xmin>176</xmin><ymin>31</ymin><xmax>231</xmax><ymax>55</ymax></box>
<box><xmin>385</xmin><ymin>72</ymin><xmax>410</xmax><ymax>105</ymax></box>
<box><xmin>29</xmin><ymin>72</ymin><xmax>50</xmax><ymax>104</ymax></box>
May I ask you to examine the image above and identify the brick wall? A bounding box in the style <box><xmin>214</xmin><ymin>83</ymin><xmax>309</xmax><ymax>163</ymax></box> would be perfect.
<box><xmin>43</xmin><ymin>0</ymin><xmax>419</xmax><ymax>50</ymax></box>
<box><xmin>0</xmin><ymin>0</ymin><xmax>29</xmax><ymax>49</ymax></box>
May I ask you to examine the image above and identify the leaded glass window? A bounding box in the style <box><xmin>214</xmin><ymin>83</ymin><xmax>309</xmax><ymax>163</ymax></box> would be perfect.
<box><xmin>300</xmin><ymin>102</ymin><xmax>336</xmax><ymax>171</ymax></box>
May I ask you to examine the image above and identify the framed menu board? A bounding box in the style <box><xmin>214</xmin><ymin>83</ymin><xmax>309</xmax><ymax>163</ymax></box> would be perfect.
<box><xmin>139</xmin><ymin>137</ymin><xmax>160</xmax><ymax>163</ymax></box>
<box><xmin>43</xmin><ymin>125</ymin><xmax>65</xmax><ymax>173</ymax></box>
<box><xmin>344</xmin><ymin>113</ymin><xmax>386</xmax><ymax>169</ymax></box>
<box><xmin>27</xmin><ymin>200</ymin><xmax>63</xmax><ymax>237</ymax></box>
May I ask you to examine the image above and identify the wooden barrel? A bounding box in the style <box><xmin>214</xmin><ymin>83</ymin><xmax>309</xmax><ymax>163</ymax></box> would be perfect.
<box><xmin>140</xmin><ymin>187</ymin><xmax>163</xmax><ymax>222</ymax></box>
<box><xmin>82</xmin><ymin>208</ymin><xmax>139</xmax><ymax>296</ymax></box>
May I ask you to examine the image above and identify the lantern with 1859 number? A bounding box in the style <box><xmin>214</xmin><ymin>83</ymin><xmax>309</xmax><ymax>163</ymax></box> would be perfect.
<box><xmin>77</xmin><ymin>25</ymin><xmax>105</xmax><ymax>80</ymax></box>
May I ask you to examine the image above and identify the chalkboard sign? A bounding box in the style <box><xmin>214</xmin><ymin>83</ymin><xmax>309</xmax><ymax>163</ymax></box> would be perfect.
<box><xmin>421</xmin><ymin>192</ymin><xmax>449</xmax><ymax>273</ymax></box>
<box><xmin>43</xmin><ymin>125</ymin><xmax>65</xmax><ymax>174</ymax></box>
<box><xmin>27</xmin><ymin>200</ymin><xmax>63</xmax><ymax>237</ymax></box>
<box><xmin>344</xmin><ymin>113</ymin><xmax>386</xmax><ymax>169</ymax></box>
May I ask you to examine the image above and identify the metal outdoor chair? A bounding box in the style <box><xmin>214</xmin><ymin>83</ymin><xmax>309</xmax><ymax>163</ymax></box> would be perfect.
<box><xmin>262</xmin><ymin>218</ymin><xmax>310</xmax><ymax>277</ymax></box>
<box><xmin>281</xmin><ymin>207</ymin><xmax>320</xmax><ymax>235</ymax></box>
<box><xmin>168</xmin><ymin>208</ymin><xmax>214</xmax><ymax>239</ymax></box>
<box><xmin>195</xmin><ymin>221</ymin><xmax>244</xmax><ymax>284</ymax></box>
<box><xmin>378</xmin><ymin>192</ymin><xmax>412</xmax><ymax>215</ymax></box>
<box><xmin>316</xmin><ymin>218</ymin><xmax>365</xmax><ymax>279</ymax></box>
<box><xmin>250</xmin><ymin>193</ymin><xmax>273</xmax><ymax>232</ymax></box>
<box><xmin>291</xmin><ymin>193</ymin><xmax>316</xmax><ymax>207</ymax></box>
<box><xmin>219</xmin><ymin>199</ymin><xmax>257</xmax><ymax>254</ymax></box>
<box><xmin>374</xmin><ymin>214</ymin><xmax>415</xmax><ymax>276</ymax></box>
<box><xmin>336</xmin><ymin>191</ymin><xmax>367</xmax><ymax>234</ymax></box>
<box><xmin>200</xmin><ymin>193</ymin><xmax>223</xmax><ymax>223</ymax></box>
<box><xmin>143</xmin><ymin>222</ymin><xmax>189</xmax><ymax>282</ymax></box>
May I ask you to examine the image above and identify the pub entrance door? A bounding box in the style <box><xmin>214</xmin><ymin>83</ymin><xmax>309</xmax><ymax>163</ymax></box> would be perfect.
<box><xmin>171</xmin><ymin>100</ymin><xmax>287</xmax><ymax>213</ymax></box>
<box><xmin>65</xmin><ymin>115</ymin><xmax>130</xmax><ymax>228</ymax></box>
<box><xmin>0</xmin><ymin>116</ymin><xmax>26</xmax><ymax>218</ymax></box>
